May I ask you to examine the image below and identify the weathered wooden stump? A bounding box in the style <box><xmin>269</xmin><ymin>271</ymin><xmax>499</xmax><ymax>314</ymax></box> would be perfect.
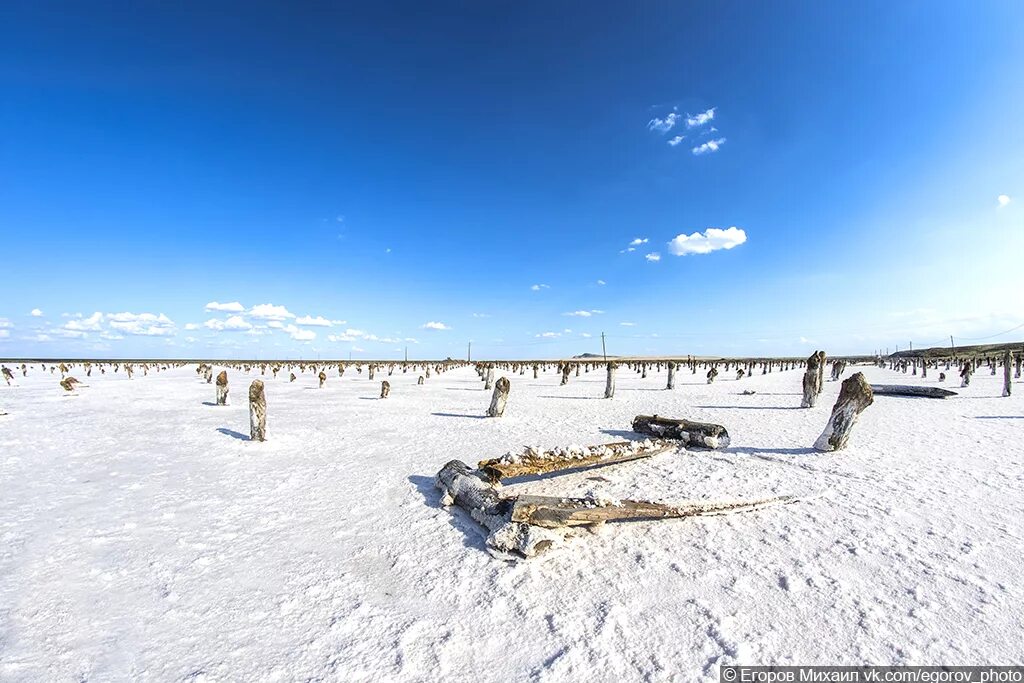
<box><xmin>938</xmin><ymin>372</ymin><xmax>946</xmax><ymax>382</ymax></box>
<box><xmin>960</xmin><ymin>362</ymin><xmax>972</xmax><ymax>388</ymax></box>
<box><xmin>486</xmin><ymin>376</ymin><xmax>510</xmax><ymax>417</ymax></box>
<box><xmin>666</xmin><ymin>361</ymin><xmax>676</xmax><ymax>390</ymax></box>
<box><xmin>289</xmin><ymin>372</ymin><xmax>296</xmax><ymax>382</ymax></box>
<box><xmin>814</xmin><ymin>372</ymin><xmax>873</xmax><ymax>451</ymax></box>
<box><xmin>484</xmin><ymin>366</ymin><xmax>494</xmax><ymax>390</ymax></box>
<box><xmin>216</xmin><ymin>371</ymin><xmax>229</xmax><ymax>405</ymax></box>
<box><xmin>380</xmin><ymin>380</ymin><xmax>390</xmax><ymax>399</ymax></box>
<box><xmin>1003</xmin><ymin>351</ymin><xmax>1013</xmax><ymax>397</ymax></box>
<box><xmin>318</xmin><ymin>371</ymin><xmax>327</xmax><ymax>388</ymax></box>
<box><xmin>706</xmin><ymin>367</ymin><xmax>718</xmax><ymax>384</ymax></box>
<box><xmin>249</xmin><ymin>380</ymin><xmax>266</xmax><ymax>441</ymax></box>
<box><xmin>800</xmin><ymin>350</ymin><xmax>826</xmax><ymax>408</ymax></box>
<box><xmin>604</xmin><ymin>362</ymin><xmax>617</xmax><ymax>399</ymax></box>
<box><xmin>417</xmin><ymin>375</ymin><xmax>425</xmax><ymax>385</ymax></box>
<box><xmin>632</xmin><ymin>414</ymin><xmax>730</xmax><ymax>449</ymax></box>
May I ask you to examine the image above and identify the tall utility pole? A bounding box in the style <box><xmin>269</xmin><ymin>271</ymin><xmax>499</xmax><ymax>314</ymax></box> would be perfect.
<box><xmin>601</xmin><ymin>332</ymin><xmax>607</xmax><ymax>361</ymax></box>
<box><xmin>404</xmin><ymin>346</ymin><xmax>408</xmax><ymax>362</ymax></box>
<box><xmin>467</xmin><ymin>341</ymin><xmax>472</xmax><ymax>362</ymax></box>
<box><xmin>909</xmin><ymin>341</ymin><xmax>913</xmax><ymax>352</ymax></box>
<box><xmin>950</xmin><ymin>335</ymin><xmax>956</xmax><ymax>353</ymax></box>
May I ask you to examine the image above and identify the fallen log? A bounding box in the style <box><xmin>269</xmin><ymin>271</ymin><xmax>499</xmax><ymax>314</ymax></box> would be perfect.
<box><xmin>868</xmin><ymin>384</ymin><xmax>957</xmax><ymax>399</ymax></box>
<box><xmin>631</xmin><ymin>414</ymin><xmax>731</xmax><ymax>449</ymax></box>
<box><xmin>510</xmin><ymin>493</ymin><xmax>799</xmax><ymax>529</ymax></box>
<box><xmin>478</xmin><ymin>439</ymin><xmax>675</xmax><ymax>482</ymax></box>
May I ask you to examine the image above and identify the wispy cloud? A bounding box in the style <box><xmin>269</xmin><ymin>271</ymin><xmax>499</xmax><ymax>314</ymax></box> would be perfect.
<box><xmin>295</xmin><ymin>315</ymin><xmax>332</xmax><ymax>327</ymax></box>
<box><xmin>686</xmin><ymin>107</ymin><xmax>716</xmax><ymax>128</ymax></box>
<box><xmin>667</xmin><ymin>227</ymin><xmax>747</xmax><ymax>255</ymax></box>
<box><xmin>620</xmin><ymin>322</ymin><xmax>636</xmax><ymax>327</ymax></box>
<box><xmin>282</xmin><ymin>324</ymin><xmax>315</xmax><ymax>341</ymax></box>
<box><xmin>668</xmin><ymin>135</ymin><xmax>685</xmax><ymax>147</ymax></box>
<box><xmin>645</xmin><ymin>252</ymin><xmax>661</xmax><ymax>262</ymax></box>
<box><xmin>998</xmin><ymin>194</ymin><xmax>1011</xmax><ymax>207</ymax></box>
<box><xmin>630</xmin><ymin>237</ymin><xmax>648</xmax><ymax>246</ymax></box>
<box><xmin>204</xmin><ymin>315</ymin><xmax>252</xmax><ymax>331</ymax></box>
<box><xmin>692</xmin><ymin>138</ymin><xmax>726</xmax><ymax>155</ymax></box>
<box><xmin>471</xmin><ymin>312</ymin><xmax>491</xmax><ymax>318</ymax></box>
<box><xmin>647</xmin><ymin>112</ymin><xmax>680</xmax><ymax>133</ymax></box>
<box><xmin>205</xmin><ymin>301</ymin><xmax>245</xmax><ymax>313</ymax></box>
<box><xmin>531</xmin><ymin>284</ymin><xmax>550</xmax><ymax>291</ymax></box>
<box><xmin>596</xmin><ymin>279</ymin><xmax>606</xmax><ymax>286</ymax></box>
<box><xmin>564</xmin><ymin>310</ymin><xmax>603</xmax><ymax>317</ymax></box>
<box><xmin>30</xmin><ymin>308</ymin><xmax>43</xmax><ymax>317</ymax></box>
<box><xmin>421</xmin><ymin>321</ymin><xmax>450</xmax><ymax>330</ymax></box>
<box><xmin>107</xmin><ymin>312</ymin><xmax>176</xmax><ymax>337</ymax></box>
<box><xmin>535</xmin><ymin>331</ymin><xmax>561</xmax><ymax>338</ymax></box>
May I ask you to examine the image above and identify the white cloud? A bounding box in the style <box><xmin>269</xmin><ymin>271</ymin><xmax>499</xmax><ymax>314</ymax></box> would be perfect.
<box><xmin>267</xmin><ymin>320</ymin><xmax>284</xmax><ymax>329</ymax></box>
<box><xmin>645</xmin><ymin>252</ymin><xmax>661</xmax><ymax>262</ymax></box>
<box><xmin>204</xmin><ymin>301</ymin><xmax>245</xmax><ymax>313</ymax></box>
<box><xmin>64</xmin><ymin>312</ymin><xmax>104</xmax><ymax>332</ymax></box>
<box><xmin>580</xmin><ymin>332</ymin><xmax>592</xmax><ymax>338</ymax></box>
<box><xmin>0</xmin><ymin>329</ymin><xmax>9</xmax><ymax>339</ymax></box>
<box><xmin>296</xmin><ymin>315</ymin><xmax>332</xmax><ymax>327</ymax></box>
<box><xmin>56</xmin><ymin>329</ymin><xmax>87</xmax><ymax>339</ymax></box>
<box><xmin>564</xmin><ymin>310</ymin><xmax>603</xmax><ymax>317</ymax></box>
<box><xmin>596</xmin><ymin>279</ymin><xmax>606</xmax><ymax>285</ymax></box>
<box><xmin>647</xmin><ymin>112</ymin><xmax>680</xmax><ymax>133</ymax></box>
<box><xmin>686</xmin><ymin>107</ymin><xmax>716</xmax><ymax>128</ymax></box>
<box><xmin>422</xmin><ymin>321</ymin><xmax>450</xmax><ymax>330</ymax></box>
<box><xmin>667</xmin><ymin>227</ymin><xmax>747</xmax><ymax>255</ymax></box>
<box><xmin>619</xmin><ymin>247</ymin><xmax>636</xmax><ymax>253</ymax></box>
<box><xmin>282</xmin><ymin>324</ymin><xmax>315</xmax><ymax>341</ymax></box>
<box><xmin>630</xmin><ymin>237</ymin><xmax>648</xmax><ymax>246</ymax></box>
<box><xmin>692</xmin><ymin>138</ymin><xmax>726</xmax><ymax>155</ymax></box>
<box><xmin>531</xmin><ymin>284</ymin><xmax>550</xmax><ymax>291</ymax></box>
<box><xmin>204</xmin><ymin>315</ymin><xmax>252</xmax><ymax>331</ymax></box>
<box><xmin>535</xmin><ymin>331</ymin><xmax>561</xmax><ymax>338</ymax></box>
<box><xmin>472</xmin><ymin>312</ymin><xmax>491</xmax><ymax>318</ymax></box>
<box><xmin>620</xmin><ymin>322</ymin><xmax>636</xmax><ymax>327</ymax></box>
<box><xmin>997</xmin><ymin>194</ymin><xmax>1011</xmax><ymax>207</ymax></box>
<box><xmin>248</xmin><ymin>303</ymin><xmax>295</xmax><ymax>321</ymax></box>
<box><xmin>184</xmin><ymin>323</ymin><xmax>200</xmax><ymax>330</ymax></box>
<box><xmin>30</xmin><ymin>308</ymin><xmax>43</xmax><ymax>317</ymax></box>
<box><xmin>107</xmin><ymin>312</ymin><xmax>176</xmax><ymax>337</ymax></box>
<box><xmin>0</xmin><ymin>318</ymin><xmax>11</xmax><ymax>328</ymax></box>
<box><xmin>668</xmin><ymin>135</ymin><xmax>685</xmax><ymax>147</ymax></box>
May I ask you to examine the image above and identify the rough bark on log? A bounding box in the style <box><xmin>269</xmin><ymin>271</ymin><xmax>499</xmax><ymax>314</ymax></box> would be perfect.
<box><xmin>478</xmin><ymin>440</ymin><xmax>674</xmax><ymax>482</ymax></box>
<box><xmin>510</xmin><ymin>493</ymin><xmax>799</xmax><ymax>529</ymax></box>
<box><xmin>486</xmin><ymin>376</ymin><xmax>510</xmax><ymax>417</ymax></box>
<box><xmin>216</xmin><ymin>371</ymin><xmax>229</xmax><ymax>405</ymax></box>
<box><xmin>249</xmin><ymin>380</ymin><xmax>266</xmax><ymax>441</ymax></box>
<box><xmin>631</xmin><ymin>414</ymin><xmax>731</xmax><ymax>449</ymax></box>
<box><xmin>814</xmin><ymin>373</ymin><xmax>873</xmax><ymax>451</ymax></box>
<box><xmin>869</xmin><ymin>385</ymin><xmax>957</xmax><ymax>399</ymax></box>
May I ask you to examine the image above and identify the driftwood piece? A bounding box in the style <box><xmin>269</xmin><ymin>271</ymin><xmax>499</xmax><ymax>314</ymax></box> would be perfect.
<box><xmin>814</xmin><ymin>373</ymin><xmax>873</xmax><ymax>452</ymax></box>
<box><xmin>868</xmin><ymin>384</ymin><xmax>957</xmax><ymax>399</ymax></box>
<box><xmin>510</xmin><ymin>493</ymin><xmax>799</xmax><ymax>529</ymax></box>
<box><xmin>478</xmin><ymin>439</ymin><xmax>674</xmax><ymax>482</ymax></box>
<box><xmin>486</xmin><ymin>376</ymin><xmax>510</xmax><ymax>417</ymax></box>
<box><xmin>216</xmin><ymin>371</ymin><xmax>229</xmax><ymax>405</ymax></box>
<box><xmin>631</xmin><ymin>414</ymin><xmax>731</xmax><ymax>449</ymax></box>
<box><xmin>249</xmin><ymin>380</ymin><xmax>266</xmax><ymax>441</ymax></box>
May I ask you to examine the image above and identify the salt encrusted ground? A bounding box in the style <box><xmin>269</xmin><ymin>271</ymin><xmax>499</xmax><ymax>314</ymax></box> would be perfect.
<box><xmin>1</xmin><ymin>361</ymin><xmax>1022</xmax><ymax>681</ymax></box>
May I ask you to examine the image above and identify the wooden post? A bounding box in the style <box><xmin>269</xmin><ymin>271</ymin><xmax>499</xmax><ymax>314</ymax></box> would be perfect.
<box><xmin>380</xmin><ymin>380</ymin><xmax>390</xmax><ymax>398</ymax></box>
<box><xmin>560</xmin><ymin>363</ymin><xmax>570</xmax><ymax>385</ymax></box>
<box><xmin>318</xmin><ymin>370</ymin><xmax>327</xmax><ymax>388</ymax></box>
<box><xmin>706</xmin><ymin>367</ymin><xmax>718</xmax><ymax>384</ymax></box>
<box><xmin>960</xmin><ymin>362</ymin><xmax>972</xmax><ymax>388</ymax></box>
<box><xmin>417</xmin><ymin>375</ymin><xmax>425</xmax><ymax>385</ymax></box>
<box><xmin>289</xmin><ymin>372</ymin><xmax>297</xmax><ymax>383</ymax></box>
<box><xmin>216</xmin><ymin>371</ymin><xmax>229</xmax><ymax>405</ymax></box>
<box><xmin>369</xmin><ymin>365</ymin><xmax>375</xmax><ymax>381</ymax></box>
<box><xmin>486</xmin><ymin>376</ymin><xmax>510</xmax><ymax>417</ymax></box>
<box><xmin>249</xmin><ymin>380</ymin><xmax>266</xmax><ymax>442</ymax></box>
<box><xmin>604</xmin><ymin>362</ymin><xmax>617</xmax><ymax>399</ymax></box>
<box><xmin>484</xmin><ymin>365</ymin><xmax>494</xmax><ymax>390</ymax></box>
<box><xmin>814</xmin><ymin>372</ymin><xmax>873</xmax><ymax>451</ymax></box>
<box><xmin>1003</xmin><ymin>351</ymin><xmax>1012</xmax><ymax>397</ymax></box>
<box><xmin>666</xmin><ymin>361</ymin><xmax>676</xmax><ymax>390</ymax></box>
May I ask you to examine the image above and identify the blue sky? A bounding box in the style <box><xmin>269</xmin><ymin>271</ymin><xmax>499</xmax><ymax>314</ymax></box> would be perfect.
<box><xmin>1</xmin><ymin>1</ymin><xmax>1022</xmax><ymax>360</ymax></box>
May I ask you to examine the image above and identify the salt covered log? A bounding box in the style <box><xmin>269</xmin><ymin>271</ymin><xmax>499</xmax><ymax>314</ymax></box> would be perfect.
<box><xmin>631</xmin><ymin>414</ymin><xmax>730</xmax><ymax>449</ymax></box>
<box><xmin>478</xmin><ymin>440</ymin><xmax>673</xmax><ymax>482</ymax></box>
<box><xmin>869</xmin><ymin>384</ymin><xmax>957</xmax><ymax>399</ymax></box>
<box><xmin>249</xmin><ymin>380</ymin><xmax>266</xmax><ymax>441</ymax></box>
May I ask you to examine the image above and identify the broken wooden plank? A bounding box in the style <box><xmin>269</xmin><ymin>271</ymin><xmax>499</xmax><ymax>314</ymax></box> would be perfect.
<box><xmin>478</xmin><ymin>439</ymin><xmax>676</xmax><ymax>482</ymax></box>
<box><xmin>631</xmin><ymin>414</ymin><xmax>731</xmax><ymax>449</ymax></box>
<box><xmin>868</xmin><ymin>384</ymin><xmax>957</xmax><ymax>399</ymax></box>
<box><xmin>510</xmin><ymin>493</ymin><xmax>799</xmax><ymax>528</ymax></box>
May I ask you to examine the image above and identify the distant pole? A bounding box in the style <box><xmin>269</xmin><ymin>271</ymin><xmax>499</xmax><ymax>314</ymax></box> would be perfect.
<box><xmin>909</xmin><ymin>342</ymin><xmax>912</xmax><ymax>352</ymax></box>
<box><xmin>467</xmin><ymin>341</ymin><xmax>472</xmax><ymax>362</ymax></box>
<box><xmin>404</xmin><ymin>346</ymin><xmax>408</xmax><ymax>362</ymax></box>
<box><xmin>950</xmin><ymin>335</ymin><xmax>955</xmax><ymax>353</ymax></box>
<box><xmin>601</xmin><ymin>332</ymin><xmax>607</xmax><ymax>361</ymax></box>
<box><xmin>348</xmin><ymin>351</ymin><xmax>352</xmax><ymax>361</ymax></box>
